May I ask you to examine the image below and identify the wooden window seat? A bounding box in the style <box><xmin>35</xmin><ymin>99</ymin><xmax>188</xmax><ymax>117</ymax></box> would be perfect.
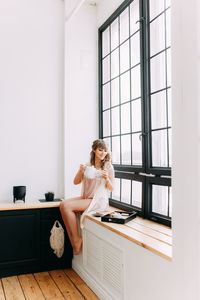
<box><xmin>86</xmin><ymin>207</ymin><xmax>172</xmax><ymax>261</ymax></box>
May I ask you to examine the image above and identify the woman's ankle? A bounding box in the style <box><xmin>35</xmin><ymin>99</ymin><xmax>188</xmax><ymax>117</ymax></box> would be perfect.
<box><xmin>73</xmin><ymin>237</ymin><xmax>83</xmax><ymax>255</ymax></box>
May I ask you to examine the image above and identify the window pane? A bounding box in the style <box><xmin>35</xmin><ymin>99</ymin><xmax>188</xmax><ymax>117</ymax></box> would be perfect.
<box><xmin>169</xmin><ymin>186</ymin><xmax>172</xmax><ymax>217</ymax></box>
<box><xmin>102</xmin><ymin>55</ymin><xmax>110</xmax><ymax>84</ymax></box>
<box><xmin>132</xmin><ymin>99</ymin><xmax>141</xmax><ymax>132</ymax></box>
<box><xmin>152</xmin><ymin>184</ymin><xmax>168</xmax><ymax>216</ymax></box>
<box><xmin>112</xmin><ymin>106</ymin><xmax>120</xmax><ymax>135</ymax></box>
<box><xmin>102</xmin><ymin>27</ymin><xmax>110</xmax><ymax>57</ymax></box>
<box><xmin>152</xmin><ymin>129</ymin><xmax>167</xmax><ymax>167</ymax></box>
<box><xmin>120</xmin><ymin>8</ymin><xmax>129</xmax><ymax>43</ymax></box>
<box><xmin>121</xmin><ymin>134</ymin><xmax>131</xmax><ymax>165</ymax></box>
<box><xmin>111</xmin><ymin>49</ymin><xmax>119</xmax><ymax>79</ymax></box>
<box><xmin>112</xmin><ymin>136</ymin><xmax>120</xmax><ymax>164</ymax></box>
<box><xmin>120</xmin><ymin>71</ymin><xmax>130</xmax><ymax>103</ymax></box>
<box><xmin>121</xmin><ymin>103</ymin><xmax>130</xmax><ymax>134</ymax></box>
<box><xmin>132</xmin><ymin>133</ymin><xmax>142</xmax><ymax>165</ymax></box>
<box><xmin>168</xmin><ymin>88</ymin><xmax>172</xmax><ymax>127</ymax></box>
<box><xmin>130</xmin><ymin>32</ymin><xmax>140</xmax><ymax>67</ymax></box>
<box><xmin>111</xmin><ymin>18</ymin><xmax>119</xmax><ymax>51</ymax></box>
<box><xmin>168</xmin><ymin>128</ymin><xmax>172</xmax><ymax>167</ymax></box>
<box><xmin>150</xmin><ymin>14</ymin><xmax>165</xmax><ymax>56</ymax></box>
<box><xmin>149</xmin><ymin>0</ymin><xmax>165</xmax><ymax>21</ymax></box>
<box><xmin>132</xmin><ymin>180</ymin><xmax>142</xmax><ymax>208</ymax></box>
<box><xmin>111</xmin><ymin>78</ymin><xmax>119</xmax><ymax>107</ymax></box>
<box><xmin>166</xmin><ymin>9</ymin><xmax>171</xmax><ymax>48</ymax></box>
<box><xmin>112</xmin><ymin>178</ymin><xmax>120</xmax><ymax>201</ymax></box>
<box><xmin>102</xmin><ymin>83</ymin><xmax>110</xmax><ymax>110</ymax></box>
<box><xmin>151</xmin><ymin>91</ymin><xmax>167</xmax><ymax>129</ymax></box>
<box><xmin>120</xmin><ymin>40</ymin><xmax>130</xmax><ymax>73</ymax></box>
<box><xmin>150</xmin><ymin>52</ymin><xmax>166</xmax><ymax>93</ymax></box>
<box><xmin>167</xmin><ymin>49</ymin><xmax>171</xmax><ymax>87</ymax></box>
<box><xmin>121</xmin><ymin>179</ymin><xmax>131</xmax><ymax>204</ymax></box>
<box><xmin>130</xmin><ymin>0</ymin><xmax>140</xmax><ymax>35</ymax></box>
<box><xmin>103</xmin><ymin>137</ymin><xmax>111</xmax><ymax>152</ymax></box>
<box><xmin>131</xmin><ymin>65</ymin><xmax>141</xmax><ymax>99</ymax></box>
<box><xmin>103</xmin><ymin>110</ymin><xmax>110</xmax><ymax>137</ymax></box>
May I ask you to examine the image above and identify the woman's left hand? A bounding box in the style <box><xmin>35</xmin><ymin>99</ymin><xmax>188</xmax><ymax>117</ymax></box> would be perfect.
<box><xmin>101</xmin><ymin>170</ymin><xmax>109</xmax><ymax>182</ymax></box>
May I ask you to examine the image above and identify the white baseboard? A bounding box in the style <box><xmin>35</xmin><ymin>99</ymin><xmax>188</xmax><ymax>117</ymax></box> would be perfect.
<box><xmin>72</xmin><ymin>259</ymin><xmax>113</xmax><ymax>300</ymax></box>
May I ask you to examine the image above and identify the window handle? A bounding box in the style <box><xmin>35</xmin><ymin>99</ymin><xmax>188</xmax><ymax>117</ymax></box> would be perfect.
<box><xmin>136</xmin><ymin>17</ymin><xmax>145</xmax><ymax>24</ymax></box>
<box><xmin>139</xmin><ymin>132</ymin><xmax>148</xmax><ymax>141</ymax></box>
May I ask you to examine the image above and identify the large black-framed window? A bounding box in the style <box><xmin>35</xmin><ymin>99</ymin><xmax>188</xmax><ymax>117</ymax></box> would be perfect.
<box><xmin>99</xmin><ymin>0</ymin><xmax>171</xmax><ymax>226</ymax></box>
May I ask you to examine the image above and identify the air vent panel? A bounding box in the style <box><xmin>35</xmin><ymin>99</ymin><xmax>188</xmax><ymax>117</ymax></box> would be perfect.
<box><xmin>83</xmin><ymin>229</ymin><xmax>124</xmax><ymax>299</ymax></box>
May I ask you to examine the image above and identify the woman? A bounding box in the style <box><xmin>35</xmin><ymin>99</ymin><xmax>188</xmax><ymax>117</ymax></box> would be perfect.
<box><xmin>60</xmin><ymin>139</ymin><xmax>114</xmax><ymax>255</ymax></box>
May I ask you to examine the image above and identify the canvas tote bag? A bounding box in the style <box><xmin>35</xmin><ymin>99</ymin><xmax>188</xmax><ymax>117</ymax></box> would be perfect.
<box><xmin>49</xmin><ymin>220</ymin><xmax>65</xmax><ymax>258</ymax></box>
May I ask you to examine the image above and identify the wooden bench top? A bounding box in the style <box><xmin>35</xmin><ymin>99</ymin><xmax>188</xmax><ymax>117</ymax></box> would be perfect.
<box><xmin>0</xmin><ymin>200</ymin><xmax>61</xmax><ymax>211</ymax></box>
<box><xmin>86</xmin><ymin>208</ymin><xmax>172</xmax><ymax>261</ymax></box>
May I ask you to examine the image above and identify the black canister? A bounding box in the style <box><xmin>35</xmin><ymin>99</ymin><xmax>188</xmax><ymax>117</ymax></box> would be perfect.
<box><xmin>13</xmin><ymin>186</ymin><xmax>26</xmax><ymax>203</ymax></box>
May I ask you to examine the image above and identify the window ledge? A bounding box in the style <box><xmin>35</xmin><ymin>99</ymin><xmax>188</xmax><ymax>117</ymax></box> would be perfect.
<box><xmin>86</xmin><ymin>207</ymin><xmax>172</xmax><ymax>261</ymax></box>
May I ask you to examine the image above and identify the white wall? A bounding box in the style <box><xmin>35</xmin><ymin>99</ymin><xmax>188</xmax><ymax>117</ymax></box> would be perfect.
<box><xmin>172</xmin><ymin>0</ymin><xmax>200</xmax><ymax>298</ymax></box>
<box><xmin>64</xmin><ymin>1</ymin><xmax>98</xmax><ymax>198</ymax></box>
<box><xmin>97</xmin><ymin>0</ymin><xmax>124</xmax><ymax>27</ymax></box>
<box><xmin>72</xmin><ymin>0</ymin><xmax>200</xmax><ymax>300</ymax></box>
<box><xmin>0</xmin><ymin>0</ymin><xmax>64</xmax><ymax>202</ymax></box>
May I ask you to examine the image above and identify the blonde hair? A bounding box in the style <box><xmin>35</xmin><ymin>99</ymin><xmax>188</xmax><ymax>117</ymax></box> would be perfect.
<box><xmin>90</xmin><ymin>139</ymin><xmax>111</xmax><ymax>169</ymax></box>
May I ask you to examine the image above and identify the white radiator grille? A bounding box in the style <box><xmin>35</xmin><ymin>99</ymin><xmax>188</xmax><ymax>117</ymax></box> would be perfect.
<box><xmin>84</xmin><ymin>230</ymin><xmax>102</xmax><ymax>280</ymax></box>
<box><xmin>83</xmin><ymin>229</ymin><xmax>123</xmax><ymax>299</ymax></box>
<box><xmin>102</xmin><ymin>243</ymin><xmax>123</xmax><ymax>294</ymax></box>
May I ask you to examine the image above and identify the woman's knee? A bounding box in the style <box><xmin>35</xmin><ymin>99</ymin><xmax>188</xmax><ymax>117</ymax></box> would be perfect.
<box><xmin>60</xmin><ymin>200</ymin><xmax>71</xmax><ymax>213</ymax></box>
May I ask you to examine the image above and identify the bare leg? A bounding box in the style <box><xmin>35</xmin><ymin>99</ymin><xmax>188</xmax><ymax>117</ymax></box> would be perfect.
<box><xmin>60</xmin><ymin>197</ymin><xmax>92</xmax><ymax>255</ymax></box>
<box><xmin>60</xmin><ymin>197</ymin><xmax>82</xmax><ymax>249</ymax></box>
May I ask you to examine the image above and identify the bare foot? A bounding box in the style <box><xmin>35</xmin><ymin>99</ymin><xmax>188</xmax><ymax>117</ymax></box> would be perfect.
<box><xmin>73</xmin><ymin>237</ymin><xmax>82</xmax><ymax>255</ymax></box>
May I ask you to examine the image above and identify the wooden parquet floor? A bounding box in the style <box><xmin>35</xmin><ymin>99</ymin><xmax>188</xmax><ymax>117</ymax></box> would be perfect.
<box><xmin>0</xmin><ymin>269</ymin><xmax>99</xmax><ymax>300</ymax></box>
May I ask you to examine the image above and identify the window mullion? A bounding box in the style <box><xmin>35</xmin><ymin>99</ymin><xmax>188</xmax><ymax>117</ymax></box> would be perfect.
<box><xmin>109</xmin><ymin>25</ymin><xmax>112</xmax><ymax>152</ymax></box>
<box><xmin>118</xmin><ymin>16</ymin><xmax>122</xmax><ymax>165</ymax></box>
<box><xmin>98</xmin><ymin>29</ymin><xmax>103</xmax><ymax>139</ymax></box>
<box><xmin>140</xmin><ymin>0</ymin><xmax>151</xmax><ymax>218</ymax></box>
<box><xmin>139</xmin><ymin>0</ymin><xmax>149</xmax><ymax>170</ymax></box>
<box><xmin>128</xmin><ymin>5</ymin><xmax>133</xmax><ymax>166</ymax></box>
<box><xmin>142</xmin><ymin>0</ymin><xmax>151</xmax><ymax>174</ymax></box>
<box><xmin>164</xmin><ymin>0</ymin><xmax>170</xmax><ymax>168</ymax></box>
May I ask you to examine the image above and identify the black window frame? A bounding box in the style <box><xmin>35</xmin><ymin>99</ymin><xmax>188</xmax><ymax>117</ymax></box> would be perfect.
<box><xmin>99</xmin><ymin>0</ymin><xmax>171</xmax><ymax>227</ymax></box>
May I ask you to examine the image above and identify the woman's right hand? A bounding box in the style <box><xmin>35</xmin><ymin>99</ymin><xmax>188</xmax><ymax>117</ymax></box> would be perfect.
<box><xmin>74</xmin><ymin>164</ymin><xmax>86</xmax><ymax>185</ymax></box>
<box><xmin>79</xmin><ymin>164</ymin><xmax>86</xmax><ymax>173</ymax></box>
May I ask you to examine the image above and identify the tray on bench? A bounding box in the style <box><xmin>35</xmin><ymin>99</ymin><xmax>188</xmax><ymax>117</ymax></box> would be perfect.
<box><xmin>101</xmin><ymin>210</ymin><xmax>137</xmax><ymax>224</ymax></box>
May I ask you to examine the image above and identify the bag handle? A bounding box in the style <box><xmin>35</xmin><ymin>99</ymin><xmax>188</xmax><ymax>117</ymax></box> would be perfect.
<box><xmin>54</xmin><ymin>220</ymin><xmax>61</xmax><ymax>228</ymax></box>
